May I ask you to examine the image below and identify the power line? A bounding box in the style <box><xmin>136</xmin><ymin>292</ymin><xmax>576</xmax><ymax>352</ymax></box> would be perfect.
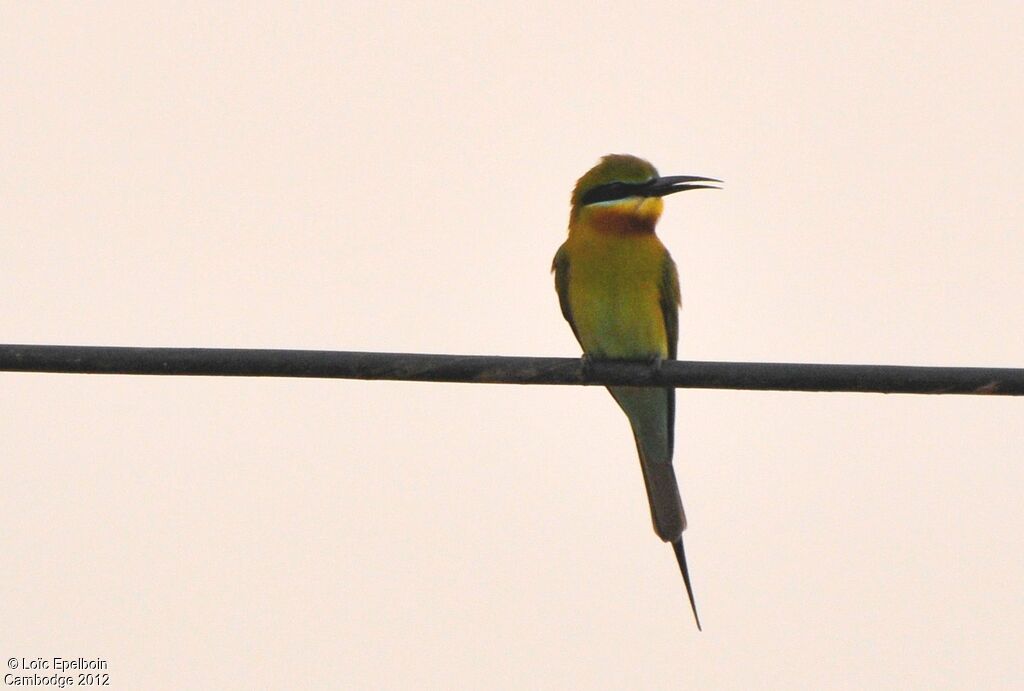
<box><xmin>0</xmin><ymin>343</ymin><xmax>1021</xmax><ymax>395</ymax></box>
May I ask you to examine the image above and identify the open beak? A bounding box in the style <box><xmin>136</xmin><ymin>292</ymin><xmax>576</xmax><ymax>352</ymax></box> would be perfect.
<box><xmin>578</xmin><ymin>174</ymin><xmax>723</xmax><ymax>206</ymax></box>
<box><xmin>645</xmin><ymin>175</ymin><xmax>722</xmax><ymax>197</ymax></box>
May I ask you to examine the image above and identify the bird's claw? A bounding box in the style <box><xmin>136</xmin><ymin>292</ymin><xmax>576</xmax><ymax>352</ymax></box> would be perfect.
<box><xmin>580</xmin><ymin>353</ymin><xmax>594</xmax><ymax>381</ymax></box>
<box><xmin>649</xmin><ymin>355</ymin><xmax>664</xmax><ymax>376</ymax></box>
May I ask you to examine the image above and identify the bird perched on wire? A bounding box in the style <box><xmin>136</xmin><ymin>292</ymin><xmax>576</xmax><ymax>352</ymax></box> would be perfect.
<box><xmin>552</xmin><ymin>154</ymin><xmax>720</xmax><ymax>630</ymax></box>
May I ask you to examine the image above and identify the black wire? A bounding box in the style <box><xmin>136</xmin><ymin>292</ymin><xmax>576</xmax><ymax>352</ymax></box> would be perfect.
<box><xmin>1</xmin><ymin>344</ymin><xmax>1022</xmax><ymax>395</ymax></box>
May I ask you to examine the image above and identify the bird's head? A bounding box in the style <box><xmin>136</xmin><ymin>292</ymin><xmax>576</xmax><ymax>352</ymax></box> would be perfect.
<box><xmin>570</xmin><ymin>154</ymin><xmax>720</xmax><ymax>231</ymax></box>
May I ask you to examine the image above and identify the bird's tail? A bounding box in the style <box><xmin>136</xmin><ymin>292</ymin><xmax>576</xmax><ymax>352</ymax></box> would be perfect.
<box><xmin>672</xmin><ymin>536</ymin><xmax>702</xmax><ymax>631</ymax></box>
<box><xmin>609</xmin><ymin>385</ymin><xmax>686</xmax><ymax>540</ymax></box>
<box><xmin>610</xmin><ymin>385</ymin><xmax>700</xmax><ymax>630</ymax></box>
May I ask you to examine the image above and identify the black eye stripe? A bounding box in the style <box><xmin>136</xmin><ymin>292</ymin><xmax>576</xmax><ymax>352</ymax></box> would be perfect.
<box><xmin>580</xmin><ymin>180</ymin><xmax>654</xmax><ymax>205</ymax></box>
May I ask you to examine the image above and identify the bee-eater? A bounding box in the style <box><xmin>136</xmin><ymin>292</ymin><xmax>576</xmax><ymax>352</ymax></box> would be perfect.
<box><xmin>552</xmin><ymin>154</ymin><xmax>719</xmax><ymax>630</ymax></box>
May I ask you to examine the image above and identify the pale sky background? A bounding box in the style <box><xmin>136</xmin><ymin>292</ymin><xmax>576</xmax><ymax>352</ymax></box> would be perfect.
<box><xmin>2</xmin><ymin>2</ymin><xmax>1023</xmax><ymax>689</ymax></box>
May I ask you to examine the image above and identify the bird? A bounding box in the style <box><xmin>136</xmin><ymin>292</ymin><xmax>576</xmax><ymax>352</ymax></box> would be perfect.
<box><xmin>552</xmin><ymin>154</ymin><xmax>719</xmax><ymax>630</ymax></box>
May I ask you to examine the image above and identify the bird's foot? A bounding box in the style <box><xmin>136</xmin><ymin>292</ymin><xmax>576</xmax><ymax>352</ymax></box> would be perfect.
<box><xmin>648</xmin><ymin>355</ymin><xmax>664</xmax><ymax>376</ymax></box>
<box><xmin>579</xmin><ymin>353</ymin><xmax>595</xmax><ymax>381</ymax></box>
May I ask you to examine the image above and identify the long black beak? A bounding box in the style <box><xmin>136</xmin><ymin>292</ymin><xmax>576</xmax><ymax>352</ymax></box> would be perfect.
<box><xmin>645</xmin><ymin>175</ymin><xmax>722</xmax><ymax>197</ymax></box>
<box><xmin>579</xmin><ymin>175</ymin><xmax>722</xmax><ymax>206</ymax></box>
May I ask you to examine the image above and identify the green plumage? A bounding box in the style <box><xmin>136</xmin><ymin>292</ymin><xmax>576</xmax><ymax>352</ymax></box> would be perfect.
<box><xmin>553</xmin><ymin>244</ymin><xmax>684</xmax><ymax>539</ymax></box>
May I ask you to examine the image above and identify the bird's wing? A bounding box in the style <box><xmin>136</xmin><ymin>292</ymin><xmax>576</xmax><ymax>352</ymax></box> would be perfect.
<box><xmin>551</xmin><ymin>244</ymin><xmax>582</xmax><ymax>345</ymax></box>
<box><xmin>660</xmin><ymin>253</ymin><xmax>681</xmax><ymax>359</ymax></box>
<box><xmin>659</xmin><ymin>253</ymin><xmax>681</xmax><ymax>455</ymax></box>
